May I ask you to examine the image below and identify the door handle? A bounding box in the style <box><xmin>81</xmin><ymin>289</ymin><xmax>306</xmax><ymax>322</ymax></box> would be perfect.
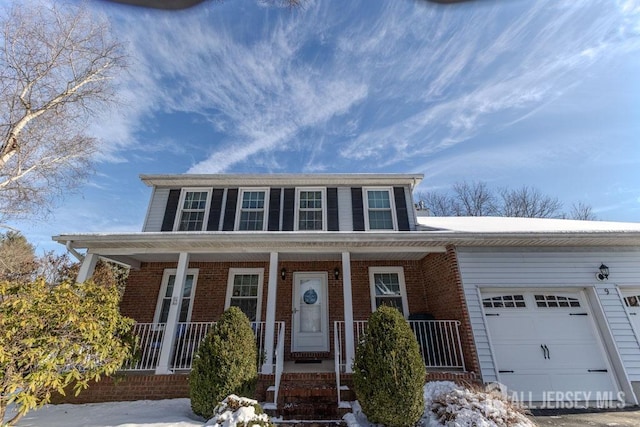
<box><xmin>292</xmin><ymin>308</ymin><xmax>299</xmax><ymax>315</ymax></box>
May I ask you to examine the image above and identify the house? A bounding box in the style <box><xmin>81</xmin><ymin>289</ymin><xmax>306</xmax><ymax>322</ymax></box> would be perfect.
<box><xmin>54</xmin><ymin>173</ymin><xmax>640</xmax><ymax>415</ymax></box>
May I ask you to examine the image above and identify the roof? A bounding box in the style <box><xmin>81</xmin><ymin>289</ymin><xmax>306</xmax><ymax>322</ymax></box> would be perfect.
<box><xmin>140</xmin><ymin>173</ymin><xmax>424</xmax><ymax>188</ymax></box>
<box><xmin>417</xmin><ymin>216</ymin><xmax>640</xmax><ymax>233</ymax></box>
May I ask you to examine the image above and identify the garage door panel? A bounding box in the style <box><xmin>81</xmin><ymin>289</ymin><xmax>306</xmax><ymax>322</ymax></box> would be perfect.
<box><xmin>482</xmin><ymin>289</ymin><xmax>618</xmax><ymax>405</ymax></box>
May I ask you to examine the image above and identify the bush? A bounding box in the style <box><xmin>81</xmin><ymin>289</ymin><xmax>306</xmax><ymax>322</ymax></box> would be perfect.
<box><xmin>423</xmin><ymin>381</ymin><xmax>534</xmax><ymax>427</ymax></box>
<box><xmin>352</xmin><ymin>306</ymin><xmax>426</xmax><ymax>427</ymax></box>
<box><xmin>0</xmin><ymin>279</ymin><xmax>134</xmax><ymax>426</ymax></box>
<box><xmin>190</xmin><ymin>307</ymin><xmax>258</xmax><ymax>419</ymax></box>
<box><xmin>204</xmin><ymin>394</ymin><xmax>275</xmax><ymax>427</ymax></box>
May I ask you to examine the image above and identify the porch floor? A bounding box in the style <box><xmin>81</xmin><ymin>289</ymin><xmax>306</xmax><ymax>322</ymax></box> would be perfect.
<box><xmin>283</xmin><ymin>359</ymin><xmax>334</xmax><ymax>373</ymax></box>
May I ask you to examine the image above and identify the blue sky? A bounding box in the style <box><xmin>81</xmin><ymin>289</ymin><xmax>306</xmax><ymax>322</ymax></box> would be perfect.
<box><xmin>7</xmin><ymin>0</ymin><xmax>640</xmax><ymax>253</ymax></box>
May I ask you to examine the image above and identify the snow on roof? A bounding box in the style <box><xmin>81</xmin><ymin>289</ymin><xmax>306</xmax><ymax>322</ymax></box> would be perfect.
<box><xmin>416</xmin><ymin>216</ymin><xmax>640</xmax><ymax>233</ymax></box>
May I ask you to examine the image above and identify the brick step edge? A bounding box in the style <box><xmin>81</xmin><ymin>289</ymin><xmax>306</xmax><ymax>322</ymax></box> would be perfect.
<box><xmin>272</xmin><ymin>421</ymin><xmax>346</xmax><ymax>427</ymax></box>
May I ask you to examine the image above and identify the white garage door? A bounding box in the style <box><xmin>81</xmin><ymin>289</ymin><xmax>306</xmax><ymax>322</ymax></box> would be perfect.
<box><xmin>482</xmin><ymin>290</ymin><xmax>618</xmax><ymax>403</ymax></box>
<box><xmin>622</xmin><ymin>289</ymin><xmax>640</xmax><ymax>339</ymax></box>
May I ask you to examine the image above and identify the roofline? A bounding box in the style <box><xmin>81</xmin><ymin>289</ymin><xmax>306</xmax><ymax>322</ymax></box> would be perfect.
<box><xmin>139</xmin><ymin>173</ymin><xmax>424</xmax><ymax>188</ymax></box>
<box><xmin>53</xmin><ymin>230</ymin><xmax>640</xmax><ymax>252</ymax></box>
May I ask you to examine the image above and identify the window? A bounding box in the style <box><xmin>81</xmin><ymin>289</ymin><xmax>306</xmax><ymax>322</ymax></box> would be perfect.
<box><xmin>369</xmin><ymin>267</ymin><xmax>408</xmax><ymax>317</ymax></box>
<box><xmin>296</xmin><ymin>188</ymin><xmax>326</xmax><ymax>231</ymax></box>
<box><xmin>175</xmin><ymin>188</ymin><xmax>211</xmax><ymax>231</ymax></box>
<box><xmin>483</xmin><ymin>295</ymin><xmax>526</xmax><ymax>308</ymax></box>
<box><xmin>624</xmin><ymin>295</ymin><xmax>640</xmax><ymax>307</ymax></box>
<box><xmin>154</xmin><ymin>269</ymin><xmax>198</xmax><ymax>324</ymax></box>
<box><xmin>534</xmin><ymin>294</ymin><xmax>581</xmax><ymax>308</ymax></box>
<box><xmin>363</xmin><ymin>188</ymin><xmax>396</xmax><ymax>230</ymax></box>
<box><xmin>225</xmin><ymin>268</ymin><xmax>264</xmax><ymax>321</ymax></box>
<box><xmin>236</xmin><ymin>189</ymin><xmax>268</xmax><ymax>230</ymax></box>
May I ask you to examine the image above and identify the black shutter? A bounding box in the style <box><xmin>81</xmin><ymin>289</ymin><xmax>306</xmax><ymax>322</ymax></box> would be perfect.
<box><xmin>222</xmin><ymin>188</ymin><xmax>238</xmax><ymax>231</ymax></box>
<box><xmin>206</xmin><ymin>189</ymin><xmax>224</xmax><ymax>231</ymax></box>
<box><xmin>161</xmin><ymin>189</ymin><xmax>181</xmax><ymax>231</ymax></box>
<box><xmin>394</xmin><ymin>187</ymin><xmax>410</xmax><ymax>231</ymax></box>
<box><xmin>268</xmin><ymin>188</ymin><xmax>282</xmax><ymax>231</ymax></box>
<box><xmin>327</xmin><ymin>188</ymin><xmax>339</xmax><ymax>231</ymax></box>
<box><xmin>351</xmin><ymin>187</ymin><xmax>365</xmax><ymax>231</ymax></box>
<box><xmin>282</xmin><ymin>188</ymin><xmax>295</xmax><ymax>231</ymax></box>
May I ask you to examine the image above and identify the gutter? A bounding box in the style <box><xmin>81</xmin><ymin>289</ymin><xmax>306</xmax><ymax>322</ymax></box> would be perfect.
<box><xmin>65</xmin><ymin>241</ymin><xmax>85</xmax><ymax>262</ymax></box>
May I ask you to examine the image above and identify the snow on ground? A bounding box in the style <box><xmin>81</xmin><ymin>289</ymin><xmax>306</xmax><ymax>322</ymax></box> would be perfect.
<box><xmin>8</xmin><ymin>398</ymin><xmax>203</xmax><ymax>427</ymax></box>
<box><xmin>6</xmin><ymin>382</ymin><xmax>531</xmax><ymax>427</ymax></box>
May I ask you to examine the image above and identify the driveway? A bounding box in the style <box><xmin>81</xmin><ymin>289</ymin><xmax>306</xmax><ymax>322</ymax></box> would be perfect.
<box><xmin>530</xmin><ymin>408</ymin><xmax>640</xmax><ymax>426</ymax></box>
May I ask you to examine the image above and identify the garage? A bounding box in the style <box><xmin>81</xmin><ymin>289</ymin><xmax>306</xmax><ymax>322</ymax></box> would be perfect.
<box><xmin>482</xmin><ymin>290</ymin><xmax>619</xmax><ymax>404</ymax></box>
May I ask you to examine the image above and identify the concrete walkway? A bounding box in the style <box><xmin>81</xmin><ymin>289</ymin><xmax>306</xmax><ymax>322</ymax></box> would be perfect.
<box><xmin>530</xmin><ymin>408</ymin><xmax>640</xmax><ymax>426</ymax></box>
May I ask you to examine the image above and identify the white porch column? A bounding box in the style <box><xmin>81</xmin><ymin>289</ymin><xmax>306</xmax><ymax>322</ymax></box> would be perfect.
<box><xmin>342</xmin><ymin>251</ymin><xmax>355</xmax><ymax>373</ymax></box>
<box><xmin>76</xmin><ymin>253</ymin><xmax>99</xmax><ymax>283</ymax></box>
<box><xmin>262</xmin><ymin>252</ymin><xmax>279</xmax><ymax>374</ymax></box>
<box><xmin>156</xmin><ymin>252</ymin><xmax>190</xmax><ymax>375</ymax></box>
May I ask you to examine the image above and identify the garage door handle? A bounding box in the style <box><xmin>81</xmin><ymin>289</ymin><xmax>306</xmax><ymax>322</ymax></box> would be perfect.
<box><xmin>499</xmin><ymin>370</ymin><xmax>514</xmax><ymax>373</ymax></box>
<box><xmin>588</xmin><ymin>369</ymin><xmax>608</xmax><ymax>373</ymax></box>
<box><xmin>541</xmin><ymin>344</ymin><xmax>550</xmax><ymax>359</ymax></box>
<box><xmin>569</xmin><ymin>313</ymin><xmax>588</xmax><ymax>316</ymax></box>
<box><xmin>485</xmin><ymin>313</ymin><xmax>499</xmax><ymax>316</ymax></box>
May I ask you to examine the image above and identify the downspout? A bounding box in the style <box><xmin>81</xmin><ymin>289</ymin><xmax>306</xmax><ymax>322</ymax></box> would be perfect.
<box><xmin>65</xmin><ymin>241</ymin><xmax>85</xmax><ymax>262</ymax></box>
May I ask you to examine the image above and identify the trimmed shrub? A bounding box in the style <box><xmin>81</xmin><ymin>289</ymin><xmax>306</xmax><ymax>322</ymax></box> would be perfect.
<box><xmin>352</xmin><ymin>306</ymin><xmax>426</xmax><ymax>427</ymax></box>
<box><xmin>190</xmin><ymin>307</ymin><xmax>258</xmax><ymax>419</ymax></box>
<box><xmin>204</xmin><ymin>394</ymin><xmax>275</xmax><ymax>427</ymax></box>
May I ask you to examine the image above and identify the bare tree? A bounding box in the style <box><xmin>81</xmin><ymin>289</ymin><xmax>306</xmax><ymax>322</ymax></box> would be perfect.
<box><xmin>569</xmin><ymin>201</ymin><xmax>597</xmax><ymax>221</ymax></box>
<box><xmin>497</xmin><ymin>186</ymin><xmax>563</xmax><ymax>218</ymax></box>
<box><xmin>0</xmin><ymin>1</ymin><xmax>126</xmax><ymax>225</ymax></box>
<box><xmin>415</xmin><ymin>181</ymin><xmax>593</xmax><ymax>220</ymax></box>
<box><xmin>452</xmin><ymin>181</ymin><xmax>497</xmax><ymax>216</ymax></box>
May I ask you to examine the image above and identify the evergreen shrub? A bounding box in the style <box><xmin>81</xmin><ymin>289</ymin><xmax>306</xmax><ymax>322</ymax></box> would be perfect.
<box><xmin>190</xmin><ymin>307</ymin><xmax>258</xmax><ymax>419</ymax></box>
<box><xmin>352</xmin><ymin>305</ymin><xmax>426</xmax><ymax>427</ymax></box>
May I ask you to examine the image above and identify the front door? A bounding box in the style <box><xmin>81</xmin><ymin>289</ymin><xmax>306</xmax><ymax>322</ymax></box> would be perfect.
<box><xmin>292</xmin><ymin>272</ymin><xmax>329</xmax><ymax>353</ymax></box>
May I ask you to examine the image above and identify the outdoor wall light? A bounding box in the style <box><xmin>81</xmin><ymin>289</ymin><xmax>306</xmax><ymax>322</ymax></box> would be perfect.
<box><xmin>281</xmin><ymin>268</ymin><xmax>286</xmax><ymax>280</ymax></box>
<box><xmin>596</xmin><ymin>263</ymin><xmax>609</xmax><ymax>281</ymax></box>
<box><xmin>334</xmin><ymin>267</ymin><xmax>340</xmax><ymax>280</ymax></box>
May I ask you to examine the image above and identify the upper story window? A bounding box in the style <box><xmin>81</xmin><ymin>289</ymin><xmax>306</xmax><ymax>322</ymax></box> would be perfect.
<box><xmin>364</xmin><ymin>187</ymin><xmax>397</xmax><ymax>230</ymax></box>
<box><xmin>225</xmin><ymin>268</ymin><xmax>264</xmax><ymax>322</ymax></box>
<box><xmin>296</xmin><ymin>188</ymin><xmax>326</xmax><ymax>231</ymax></box>
<box><xmin>369</xmin><ymin>267</ymin><xmax>408</xmax><ymax>317</ymax></box>
<box><xmin>236</xmin><ymin>188</ymin><xmax>269</xmax><ymax>231</ymax></box>
<box><xmin>175</xmin><ymin>188</ymin><xmax>211</xmax><ymax>231</ymax></box>
<box><xmin>154</xmin><ymin>269</ymin><xmax>198</xmax><ymax>324</ymax></box>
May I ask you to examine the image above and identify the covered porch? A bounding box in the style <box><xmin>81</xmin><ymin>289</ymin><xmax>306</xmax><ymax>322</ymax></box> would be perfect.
<box><xmin>57</xmin><ymin>232</ymin><xmax>480</xmax><ymax>409</ymax></box>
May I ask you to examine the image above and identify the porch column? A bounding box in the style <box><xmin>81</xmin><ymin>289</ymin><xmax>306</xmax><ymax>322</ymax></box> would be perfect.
<box><xmin>342</xmin><ymin>251</ymin><xmax>355</xmax><ymax>373</ymax></box>
<box><xmin>76</xmin><ymin>253</ymin><xmax>99</xmax><ymax>283</ymax></box>
<box><xmin>262</xmin><ymin>252</ymin><xmax>279</xmax><ymax>374</ymax></box>
<box><xmin>155</xmin><ymin>252</ymin><xmax>190</xmax><ymax>375</ymax></box>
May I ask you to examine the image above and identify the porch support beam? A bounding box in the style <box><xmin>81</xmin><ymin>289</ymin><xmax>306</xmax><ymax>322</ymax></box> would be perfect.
<box><xmin>262</xmin><ymin>252</ymin><xmax>279</xmax><ymax>374</ymax></box>
<box><xmin>342</xmin><ymin>251</ymin><xmax>355</xmax><ymax>373</ymax></box>
<box><xmin>155</xmin><ymin>252</ymin><xmax>190</xmax><ymax>374</ymax></box>
<box><xmin>76</xmin><ymin>252</ymin><xmax>99</xmax><ymax>283</ymax></box>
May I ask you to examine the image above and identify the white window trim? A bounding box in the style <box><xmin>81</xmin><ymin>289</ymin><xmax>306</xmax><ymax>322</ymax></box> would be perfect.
<box><xmin>173</xmin><ymin>188</ymin><xmax>213</xmax><ymax>231</ymax></box>
<box><xmin>153</xmin><ymin>268</ymin><xmax>199</xmax><ymax>324</ymax></box>
<box><xmin>369</xmin><ymin>266</ymin><xmax>409</xmax><ymax>318</ymax></box>
<box><xmin>235</xmin><ymin>188</ymin><xmax>270</xmax><ymax>231</ymax></box>
<box><xmin>225</xmin><ymin>268</ymin><xmax>265</xmax><ymax>322</ymax></box>
<box><xmin>362</xmin><ymin>187</ymin><xmax>398</xmax><ymax>231</ymax></box>
<box><xmin>294</xmin><ymin>187</ymin><xmax>327</xmax><ymax>231</ymax></box>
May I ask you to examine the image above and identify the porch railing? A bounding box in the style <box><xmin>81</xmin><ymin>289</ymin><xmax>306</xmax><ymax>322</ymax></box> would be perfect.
<box><xmin>334</xmin><ymin>319</ymin><xmax>466</xmax><ymax>374</ymax></box>
<box><xmin>122</xmin><ymin>321</ymin><xmax>283</xmax><ymax>373</ymax></box>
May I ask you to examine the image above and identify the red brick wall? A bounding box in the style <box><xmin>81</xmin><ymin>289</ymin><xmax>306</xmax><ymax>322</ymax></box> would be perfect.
<box><xmin>420</xmin><ymin>246</ymin><xmax>480</xmax><ymax>374</ymax></box>
<box><xmin>119</xmin><ymin>255</ymin><xmax>478</xmax><ymax>373</ymax></box>
<box><xmin>51</xmin><ymin>374</ymin><xmax>190</xmax><ymax>404</ymax></box>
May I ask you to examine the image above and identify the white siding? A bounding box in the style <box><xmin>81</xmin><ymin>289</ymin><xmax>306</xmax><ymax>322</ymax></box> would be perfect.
<box><xmin>457</xmin><ymin>248</ymin><xmax>640</xmax><ymax>383</ymax></box>
<box><xmin>143</xmin><ymin>188</ymin><xmax>169</xmax><ymax>232</ymax></box>
<box><xmin>338</xmin><ymin>187</ymin><xmax>353</xmax><ymax>231</ymax></box>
